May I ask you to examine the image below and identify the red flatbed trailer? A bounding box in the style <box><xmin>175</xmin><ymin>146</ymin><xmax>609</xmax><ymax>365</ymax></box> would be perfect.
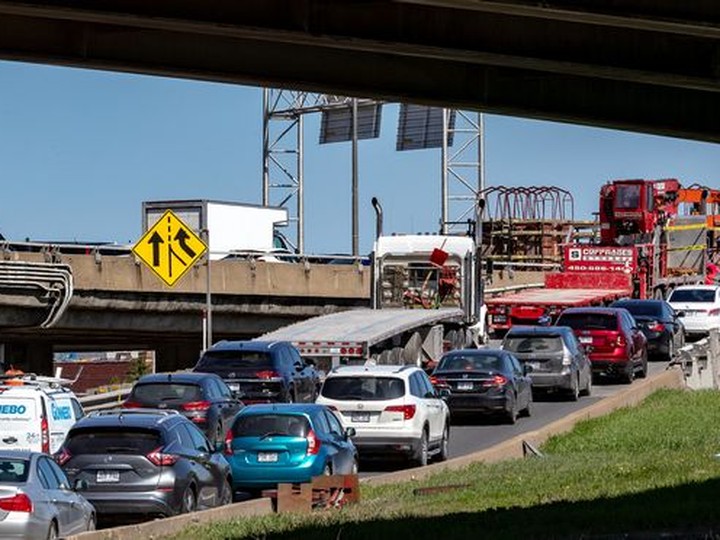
<box><xmin>486</xmin><ymin>269</ymin><xmax>633</xmax><ymax>332</ymax></box>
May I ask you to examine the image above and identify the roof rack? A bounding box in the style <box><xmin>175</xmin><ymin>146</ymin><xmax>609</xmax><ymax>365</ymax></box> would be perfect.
<box><xmin>88</xmin><ymin>408</ymin><xmax>180</xmax><ymax>418</ymax></box>
<box><xmin>0</xmin><ymin>368</ymin><xmax>83</xmax><ymax>390</ymax></box>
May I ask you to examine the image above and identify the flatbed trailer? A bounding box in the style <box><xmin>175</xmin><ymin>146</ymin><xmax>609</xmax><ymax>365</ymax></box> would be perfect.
<box><xmin>258</xmin><ymin>307</ymin><xmax>466</xmax><ymax>374</ymax></box>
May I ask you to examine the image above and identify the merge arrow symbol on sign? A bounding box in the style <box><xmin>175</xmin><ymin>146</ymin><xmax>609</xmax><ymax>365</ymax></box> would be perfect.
<box><xmin>174</xmin><ymin>228</ymin><xmax>197</xmax><ymax>259</ymax></box>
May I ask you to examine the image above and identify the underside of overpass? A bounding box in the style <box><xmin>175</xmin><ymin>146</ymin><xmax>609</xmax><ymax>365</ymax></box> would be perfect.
<box><xmin>0</xmin><ymin>1</ymin><xmax>718</xmax><ymax>141</ymax></box>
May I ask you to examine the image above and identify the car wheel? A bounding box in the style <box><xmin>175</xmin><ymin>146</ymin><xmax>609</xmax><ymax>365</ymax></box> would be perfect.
<box><xmin>567</xmin><ymin>375</ymin><xmax>580</xmax><ymax>402</ymax></box>
<box><xmin>637</xmin><ymin>350</ymin><xmax>648</xmax><ymax>379</ymax></box>
<box><xmin>504</xmin><ymin>394</ymin><xmax>518</xmax><ymax>425</ymax></box>
<box><xmin>87</xmin><ymin>514</ymin><xmax>96</xmax><ymax>532</ymax></box>
<box><xmin>181</xmin><ymin>484</ymin><xmax>197</xmax><ymax>514</ymax></box>
<box><xmin>351</xmin><ymin>458</ymin><xmax>359</xmax><ymax>475</ymax></box>
<box><xmin>46</xmin><ymin>522</ymin><xmax>58</xmax><ymax>540</ymax></box>
<box><xmin>437</xmin><ymin>424</ymin><xmax>450</xmax><ymax>462</ymax></box>
<box><xmin>665</xmin><ymin>339</ymin><xmax>675</xmax><ymax>362</ymax></box>
<box><xmin>581</xmin><ymin>372</ymin><xmax>592</xmax><ymax>397</ymax></box>
<box><xmin>219</xmin><ymin>477</ymin><xmax>233</xmax><ymax>506</ymax></box>
<box><xmin>323</xmin><ymin>463</ymin><xmax>333</xmax><ymax>476</ymax></box>
<box><xmin>521</xmin><ymin>396</ymin><xmax>532</xmax><ymax>417</ymax></box>
<box><xmin>623</xmin><ymin>362</ymin><xmax>635</xmax><ymax>384</ymax></box>
<box><xmin>215</xmin><ymin>423</ymin><xmax>225</xmax><ymax>446</ymax></box>
<box><xmin>412</xmin><ymin>429</ymin><xmax>429</xmax><ymax>467</ymax></box>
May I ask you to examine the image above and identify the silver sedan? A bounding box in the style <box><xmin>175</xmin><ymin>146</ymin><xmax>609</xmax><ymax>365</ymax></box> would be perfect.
<box><xmin>0</xmin><ymin>450</ymin><xmax>95</xmax><ymax>539</ymax></box>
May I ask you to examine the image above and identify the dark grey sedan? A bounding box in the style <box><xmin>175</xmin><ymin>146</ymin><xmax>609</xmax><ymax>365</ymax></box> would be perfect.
<box><xmin>431</xmin><ymin>349</ymin><xmax>533</xmax><ymax>424</ymax></box>
<box><xmin>501</xmin><ymin>325</ymin><xmax>593</xmax><ymax>400</ymax></box>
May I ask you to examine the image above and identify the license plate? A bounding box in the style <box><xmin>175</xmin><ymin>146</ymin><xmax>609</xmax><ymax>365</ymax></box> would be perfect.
<box><xmin>579</xmin><ymin>336</ymin><xmax>592</xmax><ymax>344</ymax></box>
<box><xmin>257</xmin><ymin>452</ymin><xmax>278</xmax><ymax>463</ymax></box>
<box><xmin>228</xmin><ymin>383</ymin><xmax>240</xmax><ymax>391</ymax></box>
<box><xmin>457</xmin><ymin>382</ymin><xmax>473</xmax><ymax>391</ymax></box>
<box><xmin>527</xmin><ymin>362</ymin><xmax>541</xmax><ymax>370</ymax></box>
<box><xmin>96</xmin><ymin>471</ymin><xmax>120</xmax><ymax>483</ymax></box>
<box><xmin>352</xmin><ymin>412</ymin><xmax>370</xmax><ymax>423</ymax></box>
<box><xmin>493</xmin><ymin>315</ymin><xmax>507</xmax><ymax>323</ymax></box>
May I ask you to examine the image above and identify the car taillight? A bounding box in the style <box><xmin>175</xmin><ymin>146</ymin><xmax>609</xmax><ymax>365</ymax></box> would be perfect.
<box><xmin>40</xmin><ymin>418</ymin><xmax>49</xmax><ymax>454</ymax></box>
<box><xmin>122</xmin><ymin>400</ymin><xmax>143</xmax><ymax>409</ymax></box>
<box><xmin>483</xmin><ymin>375</ymin><xmax>508</xmax><ymax>387</ymax></box>
<box><xmin>146</xmin><ymin>446</ymin><xmax>179</xmax><ymax>466</ymax></box>
<box><xmin>429</xmin><ymin>376</ymin><xmax>447</xmax><ymax>386</ymax></box>
<box><xmin>648</xmin><ymin>322</ymin><xmax>666</xmax><ymax>332</ymax></box>
<box><xmin>224</xmin><ymin>428</ymin><xmax>234</xmax><ymax>456</ymax></box>
<box><xmin>256</xmin><ymin>370</ymin><xmax>280</xmax><ymax>379</ymax></box>
<box><xmin>615</xmin><ymin>334</ymin><xmax>627</xmax><ymax>347</ymax></box>
<box><xmin>709</xmin><ymin>309</ymin><xmax>720</xmax><ymax>317</ymax></box>
<box><xmin>55</xmin><ymin>447</ymin><xmax>72</xmax><ymax>466</ymax></box>
<box><xmin>0</xmin><ymin>493</ymin><xmax>32</xmax><ymax>513</ymax></box>
<box><xmin>384</xmin><ymin>404</ymin><xmax>417</xmax><ymax>420</ymax></box>
<box><xmin>306</xmin><ymin>429</ymin><xmax>321</xmax><ymax>455</ymax></box>
<box><xmin>181</xmin><ymin>401</ymin><xmax>212</xmax><ymax>412</ymax></box>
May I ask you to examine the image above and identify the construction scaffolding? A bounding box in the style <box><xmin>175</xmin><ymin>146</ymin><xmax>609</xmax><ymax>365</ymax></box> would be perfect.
<box><xmin>479</xmin><ymin>186</ymin><xmax>598</xmax><ymax>265</ymax></box>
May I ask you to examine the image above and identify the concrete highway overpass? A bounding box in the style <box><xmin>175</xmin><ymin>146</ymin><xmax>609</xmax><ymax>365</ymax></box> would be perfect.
<box><xmin>0</xmin><ymin>1</ymin><xmax>717</xmax><ymax>142</ymax></box>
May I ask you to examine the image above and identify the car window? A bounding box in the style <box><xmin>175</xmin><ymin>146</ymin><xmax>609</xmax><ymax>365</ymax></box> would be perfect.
<box><xmin>46</xmin><ymin>459</ymin><xmax>71</xmax><ymax>490</ymax></box>
<box><xmin>70</xmin><ymin>399</ymin><xmax>85</xmax><ymax>420</ymax></box>
<box><xmin>185</xmin><ymin>423</ymin><xmax>212</xmax><ymax>453</ymax></box>
<box><xmin>436</xmin><ymin>353</ymin><xmax>503</xmax><ymax>372</ymax></box>
<box><xmin>320</xmin><ymin>376</ymin><xmax>405</xmax><ymax>401</ymax></box>
<box><xmin>613</xmin><ymin>302</ymin><xmax>663</xmax><ymax>317</ymax></box>
<box><xmin>564</xmin><ymin>332</ymin><xmax>579</xmax><ymax>355</ymax></box>
<box><xmin>196</xmin><ymin>350</ymin><xmax>274</xmax><ymax>370</ymax></box>
<box><xmin>232</xmin><ymin>414</ymin><xmax>310</xmax><ymax>438</ymax></box>
<box><xmin>287</xmin><ymin>346</ymin><xmax>305</xmax><ymax>368</ymax></box>
<box><xmin>214</xmin><ymin>379</ymin><xmax>232</xmax><ymax>399</ymax></box>
<box><xmin>556</xmin><ymin>312</ymin><xmax>617</xmax><ymax>330</ymax></box>
<box><xmin>176</xmin><ymin>424</ymin><xmax>196</xmax><ymax>450</ymax></box>
<box><xmin>131</xmin><ymin>383</ymin><xmax>203</xmax><ymax>404</ymax></box>
<box><xmin>37</xmin><ymin>458</ymin><xmax>61</xmax><ymax>489</ymax></box>
<box><xmin>324</xmin><ymin>410</ymin><xmax>344</xmax><ymax>436</ymax></box>
<box><xmin>507</xmin><ymin>354</ymin><xmax>523</xmax><ymax>376</ymax></box>
<box><xmin>417</xmin><ymin>372</ymin><xmax>435</xmax><ymax>397</ymax></box>
<box><xmin>65</xmin><ymin>428</ymin><xmax>162</xmax><ymax>455</ymax></box>
<box><xmin>203</xmin><ymin>380</ymin><xmax>218</xmax><ymax>399</ymax></box>
<box><xmin>503</xmin><ymin>335</ymin><xmax>564</xmax><ymax>354</ymax></box>
<box><xmin>313</xmin><ymin>411</ymin><xmax>330</xmax><ymax>434</ymax></box>
<box><xmin>409</xmin><ymin>373</ymin><xmax>424</xmax><ymax>398</ymax></box>
<box><xmin>0</xmin><ymin>458</ymin><xmax>29</xmax><ymax>483</ymax></box>
<box><xmin>669</xmin><ymin>289</ymin><xmax>717</xmax><ymax>303</ymax></box>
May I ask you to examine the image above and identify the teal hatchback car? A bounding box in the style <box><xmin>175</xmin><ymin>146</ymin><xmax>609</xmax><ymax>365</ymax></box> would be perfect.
<box><xmin>224</xmin><ymin>404</ymin><xmax>358</xmax><ymax>492</ymax></box>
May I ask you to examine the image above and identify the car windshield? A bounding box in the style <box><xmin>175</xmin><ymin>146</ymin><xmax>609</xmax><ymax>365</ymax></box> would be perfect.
<box><xmin>556</xmin><ymin>313</ymin><xmax>617</xmax><ymax>330</ymax></box>
<box><xmin>196</xmin><ymin>351</ymin><xmax>273</xmax><ymax>370</ymax></box>
<box><xmin>232</xmin><ymin>414</ymin><xmax>310</xmax><ymax>438</ymax></box>
<box><xmin>503</xmin><ymin>336</ymin><xmax>564</xmax><ymax>354</ymax></box>
<box><xmin>615</xmin><ymin>184</ymin><xmax>641</xmax><ymax>209</ymax></box>
<box><xmin>0</xmin><ymin>459</ymin><xmax>29</xmax><ymax>483</ymax></box>
<box><xmin>613</xmin><ymin>302</ymin><xmax>662</xmax><ymax>317</ymax></box>
<box><xmin>131</xmin><ymin>383</ymin><xmax>202</xmax><ymax>404</ymax></box>
<box><xmin>65</xmin><ymin>428</ymin><xmax>162</xmax><ymax>455</ymax></box>
<box><xmin>320</xmin><ymin>376</ymin><xmax>405</xmax><ymax>401</ymax></box>
<box><xmin>436</xmin><ymin>354</ymin><xmax>503</xmax><ymax>372</ymax></box>
<box><xmin>669</xmin><ymin>289</ymin><xmax>716</xmax><ymax>303</ymax></box>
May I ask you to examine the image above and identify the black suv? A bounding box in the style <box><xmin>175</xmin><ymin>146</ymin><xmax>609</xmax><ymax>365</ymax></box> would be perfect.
<box><xmin>55</xmin><ymin>410</ymin><xmax>232</xmax><ymax>519</ymax></box>
<box><xmin>193</xmin><ymin>340</ymin><xmax>321</xmax><ymax>404</ymax></box>
<box><xmin>123</xmin><ymin>372</ymin><xmax>244</xmax><ymax>445</ymax></box>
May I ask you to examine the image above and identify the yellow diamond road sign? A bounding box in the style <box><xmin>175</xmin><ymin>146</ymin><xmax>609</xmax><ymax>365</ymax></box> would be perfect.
<box><xmin>132</xmin><ymin>210</ymin><xmax>207</xmax><ymax>287</ymax></box>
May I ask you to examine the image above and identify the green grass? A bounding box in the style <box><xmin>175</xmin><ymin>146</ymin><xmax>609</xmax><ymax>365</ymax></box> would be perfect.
<box><xmin>171</xmin><ymin>389</ymin><xmax>720</xmax><ymax>540</ymax></box>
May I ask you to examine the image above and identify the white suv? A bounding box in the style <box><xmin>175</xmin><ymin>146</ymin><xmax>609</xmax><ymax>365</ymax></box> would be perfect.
<box><xmin>667</xmin><ymin>285</ymin><xmax>720</xmax><ymax>337</ymax></box>
<box><xmin>0</xmin><ymin>376</ymin><xmax>85</xmax><ymax>454</ymax></box>
<box><xmin>316</xmin><ymin>364</ymin><xmax>450</xmax><ymax>467</ymax></box>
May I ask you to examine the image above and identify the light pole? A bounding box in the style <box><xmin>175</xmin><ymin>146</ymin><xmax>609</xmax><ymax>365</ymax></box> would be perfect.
<box><xmin>202</xmin><ymin>228</ymin><xmax>212</xmax><ymax>350</ymax></box>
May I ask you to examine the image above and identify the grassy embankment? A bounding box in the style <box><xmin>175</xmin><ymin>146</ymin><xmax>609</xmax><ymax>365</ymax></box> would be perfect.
<box><xmin>173</xmin><ymin>389</ymin><xmax>720</xmax><ymax>539</ymax></box>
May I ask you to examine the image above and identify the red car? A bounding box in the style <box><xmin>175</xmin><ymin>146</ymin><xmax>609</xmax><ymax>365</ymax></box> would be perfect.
<box><xmin>555</xmin><ymin>307</ymin><xmax>648</xmax><ymax>383</ymax></box>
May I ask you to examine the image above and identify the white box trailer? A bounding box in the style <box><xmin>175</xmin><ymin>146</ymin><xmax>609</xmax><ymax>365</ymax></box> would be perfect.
<box><xmin>142</xmin><ymin>200</ymin><xmax>289</xmax><ymax>260</ymax></box>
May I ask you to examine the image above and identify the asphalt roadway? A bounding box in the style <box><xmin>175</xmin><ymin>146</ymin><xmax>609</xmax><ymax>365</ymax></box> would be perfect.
<box><xmin>360</xmin><ymin>360</ymin><xmax>669</xmax><ymax>477</ymax></box>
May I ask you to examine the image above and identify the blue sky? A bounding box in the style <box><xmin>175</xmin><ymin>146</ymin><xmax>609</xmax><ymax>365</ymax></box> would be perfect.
<box><xmin>1</xmin><ymin>60</ymin><xmax>719</xmax><ymax>255</ymax></box>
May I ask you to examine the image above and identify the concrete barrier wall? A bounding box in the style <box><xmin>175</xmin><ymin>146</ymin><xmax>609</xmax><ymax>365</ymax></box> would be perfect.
<box><xmin>66</xmin><ymin>497</ymin><xmax>274</xmax><ymax>540</ymax></box>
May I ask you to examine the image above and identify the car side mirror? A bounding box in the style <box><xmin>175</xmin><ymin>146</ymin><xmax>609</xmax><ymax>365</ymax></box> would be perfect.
<box><xmin>438</xmin><ymin>388</ymin><xmax>451</xmax><ymax>400</ymax></box>
<box><xmin>215</xmin><ymin>441</ymin><xmax>225</xmax><ymax>453</ymax></box>
<box><xmin>345</xmin><ymin>427</ymin><xmax>356</xmax><ymax>439</ymax></box>
<box><xmin>676</xmin><ymin>311</ymin><xmax>685</xmax><ymax>318</ymax></box>
<box><xmin>73</xmin><ymin>479</ymin><xmax>89</xmax><ymax>492</ymax></box>
<box><xmin>305</xmin><ymin>358</ymin><xmax>316</xmax><ymax>367</ymax></box>
<box><xmin>294</xmin><ymin>362</ymin><xmax>304</xmax><ymax>371</ymax></box>
<box><xmin>523</xmin><ymin>364</ymin><xmax>533</xmax><ymax>375</ymax></box>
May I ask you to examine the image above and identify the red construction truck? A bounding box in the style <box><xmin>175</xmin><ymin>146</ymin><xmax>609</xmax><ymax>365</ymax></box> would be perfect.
<box><xmin>486</xmin><ymin>178</ymin><xmax>717</xmax><ymax>335</ymax></box>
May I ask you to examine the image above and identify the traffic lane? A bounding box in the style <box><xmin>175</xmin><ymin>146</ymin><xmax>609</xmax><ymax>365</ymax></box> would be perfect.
<box><xmin>360</xmin><ymin>361</ymin><xmax>667</xmax><ymax>477</ymax></box>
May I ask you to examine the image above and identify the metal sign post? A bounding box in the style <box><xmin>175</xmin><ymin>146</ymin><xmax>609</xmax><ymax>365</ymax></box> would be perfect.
<box><xmin>203</xmin><ymin>228</ymin><xmax>212</xmax><ymax>351</ymax></box>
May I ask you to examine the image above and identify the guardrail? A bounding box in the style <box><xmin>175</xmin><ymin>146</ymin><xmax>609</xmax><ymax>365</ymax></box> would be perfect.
<box><xmin>78</xmin><ymin>388</ymin><xmax>132</xmax><ymax>411</ymax></box>
<box><xmin>669</xmin><ymin>329</ymin><xmax>720</xmax><ymax>389</ymax></box>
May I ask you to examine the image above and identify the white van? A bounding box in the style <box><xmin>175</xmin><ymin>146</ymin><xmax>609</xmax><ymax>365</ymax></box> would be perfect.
<box><xmin>0</xmin><ymin>378</ymin><xmax>84</xmax><ymax>454</ymax></box>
